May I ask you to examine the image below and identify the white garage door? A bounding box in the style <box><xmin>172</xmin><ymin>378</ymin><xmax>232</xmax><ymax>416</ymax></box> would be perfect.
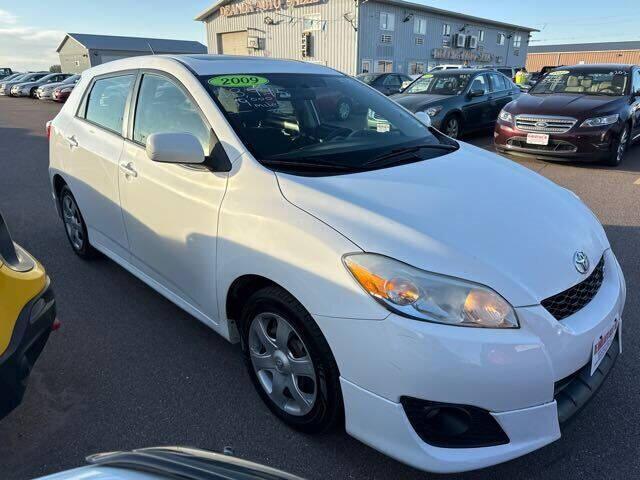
<box><xmin>219</xmin><ymin>31</ymin><xmax>248</xmax><ymax>55</ymax></box>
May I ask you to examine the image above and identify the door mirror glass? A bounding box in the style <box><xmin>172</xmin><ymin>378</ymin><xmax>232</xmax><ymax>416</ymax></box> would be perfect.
<box><xmin>414</xmin><ymin>111</ymin><xmax>432</xmax><ymax>127</ymax></box>
<box><xmin>146</xmin><ymin>132</ymin><xmax>205</xmax><ymax>165</ymax></box>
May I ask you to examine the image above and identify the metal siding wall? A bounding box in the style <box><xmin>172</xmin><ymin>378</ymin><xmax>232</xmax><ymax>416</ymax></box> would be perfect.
<box><xmin>357</xmin><ymin>1</ymin><xmax>530</xmax><ymax>73</ymax></box>
<box><xmin>58</xmin><ymin>37</ymin><xmax>92</xmax><ymax>73</ymax></box>
<box><xmin>527</xmin><ymin>51</ymin><xmax>640</xmax><ymax>72</ymax></box>
<box><xmin>203</xmin><ymin>0</ymin><xmax>358</xmax><ymax>74</ymax></box>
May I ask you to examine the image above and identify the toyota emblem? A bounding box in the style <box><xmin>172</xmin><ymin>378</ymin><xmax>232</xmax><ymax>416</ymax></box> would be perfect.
<box><xmin>574</xmin><ymin>251</ymin><xmax>590</xmax><ymax>274</ymax></box>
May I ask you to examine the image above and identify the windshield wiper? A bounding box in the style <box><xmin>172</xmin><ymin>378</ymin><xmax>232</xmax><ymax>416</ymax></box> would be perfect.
<box><xmin>363</xmin><ymin>144</ymin><xmax>457</xmax><ymax>168</ymax></box>
<box><xmin>260</xmin><ymin>159</ymin><xmax>360</xmax><ymax>172</ymax></box>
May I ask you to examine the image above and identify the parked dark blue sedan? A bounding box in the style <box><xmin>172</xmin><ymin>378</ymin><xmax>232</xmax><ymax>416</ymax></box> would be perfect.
<box><xmin>391</xmin><ymin>69</ymin><xmax>521</xmax><ymax>138</ymax></box>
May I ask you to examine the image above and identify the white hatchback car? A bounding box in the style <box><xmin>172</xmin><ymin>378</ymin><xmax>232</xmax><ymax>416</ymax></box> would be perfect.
<box><xmin>48</xmin><ymin>55</ymin><xmax>625</xmax><ymax>473</ymax></box>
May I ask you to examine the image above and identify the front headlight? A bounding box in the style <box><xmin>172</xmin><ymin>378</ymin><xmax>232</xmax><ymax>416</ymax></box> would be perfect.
<box><xmin>498</xmin><ymin>110</ymin><xmax>514</xmax><ymax>123</ymax></box>
<box><xmin>581</xmin><ymin>114</ymin><xmax>619</xmax><ymax>128</ymax></box>
<box><xmin>343</xmin><ymin>253</ymin><xmax>519</xmax><ymax>328</ymax></box>
<box><xmin>425</xmin><ymin>105</ymin><xmax>443</xmax><ymax>117</ymax></box>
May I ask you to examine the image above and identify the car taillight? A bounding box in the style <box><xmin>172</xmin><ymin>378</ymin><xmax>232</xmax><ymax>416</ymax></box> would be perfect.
<box><xmin>46</xmin><ymin>120</ymin><xmax>52</xmax><ymax>140</ymax></box>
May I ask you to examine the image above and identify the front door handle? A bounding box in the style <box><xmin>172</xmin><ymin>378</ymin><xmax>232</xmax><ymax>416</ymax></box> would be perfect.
<box><xmin>66</xmin><ymin>135</ymin><xmax>78</xmax><ymax>148</ymax></box>
<box><xmin>119</xmin><ymin>162</ymin><xmax>138</xmax><ymax>178</ymax></box>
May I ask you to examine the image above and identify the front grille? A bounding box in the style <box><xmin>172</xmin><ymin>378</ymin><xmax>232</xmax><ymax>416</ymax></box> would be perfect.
<box><xmin>507</xmin><ymin>137</ymin><xmax>577</xmax><ymax>153</ymax></box>
<box><xmin>542</xmin><ymin>255</ymin><xmax>605</xmax><ymax>320</ymax></box>
<box><xmin>515</xmin><ymin>115</ymin><xmax>577</xmax><ymax>134</ymax></box>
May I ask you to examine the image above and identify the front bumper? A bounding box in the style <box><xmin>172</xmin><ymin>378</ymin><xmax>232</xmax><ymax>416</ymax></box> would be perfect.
<box><xmin>11</xmin><ymin>89</ymin><xmax>29</xmax><ymax>97</ymax></box>
<box><xmin>0</xmin><ymin>277</ymin><xmax>56</xmax><ymax>418</ymax></box>
<box><xmin>316</xmin><ymin>249</ymin><xmax>625</xmax><ymax>473</ymax></box>
<box><xmin>494</xmin><ymin>121</ymin><xmax>620</xmax><ymax>161</ymax></box>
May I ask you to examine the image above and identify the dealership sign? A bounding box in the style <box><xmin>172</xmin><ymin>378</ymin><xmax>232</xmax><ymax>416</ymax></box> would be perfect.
<box><xmin>220</xmin><ymin>0</ymin><xmax>322</xmax><ymax>16</ymax></box>
<box><xmin>432</xmin><ymin>48</ymin><xmax>492</xmax><ymax>63</ymax></box>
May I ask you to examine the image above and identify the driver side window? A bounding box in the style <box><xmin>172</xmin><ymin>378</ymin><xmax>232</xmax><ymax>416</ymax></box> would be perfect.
<box><xmin>133</xmin><ymin>74</ymin><xmax>211</xmax><ymax>154</ymax></box>
<box><xmin>634</xmin><ymin>69</ymin><xmax>640</xmax><ymax>94</ymax></box>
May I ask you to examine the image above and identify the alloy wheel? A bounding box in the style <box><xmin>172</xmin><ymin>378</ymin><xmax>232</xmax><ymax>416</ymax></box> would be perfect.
<box><xmin>248</xmin><ymin>312</ymin><xmax>317</xmax><ymax>416</ymax></box>
<box><xmin>617</xmin><ymin>127</ymin><xmax>629</xmax><ymax>164</ymax></box>
<box><xmin>445</xmin><ymin>118</ymin><xmax>459</xmax><ymax>138</ymax></box>
<box><xmin>62</xmin><ymin>195</ymin><xmax>84</xmax><ymax>251</ymax></box>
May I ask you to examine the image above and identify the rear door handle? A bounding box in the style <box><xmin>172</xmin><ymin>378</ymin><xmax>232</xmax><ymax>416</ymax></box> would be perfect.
<box><xmin>119</xmin><ymin>162</ymin><xmax>138</xmax><ymax>178</ymax></box>
<box><xmin>66</xmin><ymin>135</ymin><xmax>78</xmax><ymax>148</ymax></box>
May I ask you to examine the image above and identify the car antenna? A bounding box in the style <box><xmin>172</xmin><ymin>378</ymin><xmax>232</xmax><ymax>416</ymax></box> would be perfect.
<box><xmin>147</xmin><ymin>41</ymin><xmax>156</xmax><ymax>55</ymax></box>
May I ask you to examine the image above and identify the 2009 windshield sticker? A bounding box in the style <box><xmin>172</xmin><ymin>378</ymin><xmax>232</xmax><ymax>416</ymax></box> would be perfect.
<box><xmin>209</xmin><ymin>75</ymin><xmax>269</xmax><ymax>87</ymax></box>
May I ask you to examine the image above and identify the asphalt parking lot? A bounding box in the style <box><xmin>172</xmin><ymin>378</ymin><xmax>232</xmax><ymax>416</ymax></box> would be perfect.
<box><xmin>1</xmin><ymin>96</ymin><xmax>639</xmax><ymax>480</ymax></box>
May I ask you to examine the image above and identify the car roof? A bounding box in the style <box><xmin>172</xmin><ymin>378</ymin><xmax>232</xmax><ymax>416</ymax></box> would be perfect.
<box><xmin>84</xmin><ymin>54</ymin><xmax>344</xmax><ymax>79</ymax></box>
<box><xmin>558</xmin><ymin>64</ymin><xmax>636</xmax><ymax>72</ymax></box>
<box><xmin>430</xmin><ymin>68</ymin><xmax>487</xmax><ymax>74</ymax></box>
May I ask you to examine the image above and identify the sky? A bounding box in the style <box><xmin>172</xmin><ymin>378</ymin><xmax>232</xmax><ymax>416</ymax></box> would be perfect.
<box><xmin>0</xmin><ymin>0</ymin><xmax>639</xmax><ymax>71</ymax></box>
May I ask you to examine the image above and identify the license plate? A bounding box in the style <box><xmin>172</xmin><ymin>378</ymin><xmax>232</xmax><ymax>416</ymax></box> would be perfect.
<box><xmin>526</xmin><ymin>133</ymin><xmax>549</xmax><ymax>145</ymax></box>
<box><xmin>591</xmin><ymin>318</ymin><xmax>619</xmax><ymax>376</ymax></box>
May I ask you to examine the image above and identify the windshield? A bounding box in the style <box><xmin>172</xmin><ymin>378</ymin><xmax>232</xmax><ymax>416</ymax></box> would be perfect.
<box><xmin>63</xmin><ymin>75</ymin><xmax>80</xmax><ymax>84</ymax></box>
<box><xmin>201</xmin><ymin>73</ymin><xmax>453</xmax><ymax>174</ymax></box>
<box><xmin>530</xmin><ymin>68</ymin><xmax>630</xmax><ymax>96</ymax></box>
<box><xmin>356</xmin><ymin>74</ymin><xmax>381</xmax><ymax>85</ymax></box>
<box><xmin>405</xmin><ymin>73</ymin><xmax>472</xmax><ymax>95</ymax></box>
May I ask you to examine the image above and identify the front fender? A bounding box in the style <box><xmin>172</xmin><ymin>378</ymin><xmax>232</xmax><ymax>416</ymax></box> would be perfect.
<box><xmin>216</xmin><ymin>155</ymin><xmax>388</xmax><ymax>329</ymax></box>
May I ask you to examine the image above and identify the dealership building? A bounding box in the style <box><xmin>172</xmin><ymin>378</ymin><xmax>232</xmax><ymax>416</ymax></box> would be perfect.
<box><xmin>56</xmin><ymin>34</ymin><xmax>207</xmax><ymax>73</ymax></box>
<box><xmin>195</xmin><ymin>0</ymin><xmax>537</xmax><ymax>76</ymax></box>
<box><xmin>527</xmin><ymin>41</ymin><xmax>640</xmax><ymax>72</ymax></box>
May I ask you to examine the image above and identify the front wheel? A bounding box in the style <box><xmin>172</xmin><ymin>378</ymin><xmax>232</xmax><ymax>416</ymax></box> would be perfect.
<box><xmin>30</xmin><ymin>88</ymin><xmax>37</xmax><ymax>98</ymax></box>
<box><xmin>605</xmin><ymin>125</ymin><xmax>629</xmax><ymax>166</ymax></box>
<box><xmin>241</xmin><ymin>286</ymin><xmax>342</xmax><ymax>433</ymax></box>
<box><xmin>442</xmin><ymin>114</ymin><xmax>462</xmax><ymax>139</ymax></box>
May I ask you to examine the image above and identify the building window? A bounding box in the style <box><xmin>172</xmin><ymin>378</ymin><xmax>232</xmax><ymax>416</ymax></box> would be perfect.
<box><xmin>442</xmin><ymin>23</ymin><xmax>451</xmax><ymax>35</ymax></box>
<box><xmin>303</xmin><ymin>14</ymin><xmax>322</xmax><ymax>32</ymax></box>
<box><xmin>376</xmin><ymin>60</ymin><xmax>393</xmax><ymax>73</ymax></box>
<box><xmin>415</xmin><ymin>37</ymin><xmax>424</xmax><ymax>45</ymax></box>
<box><xmin>513</xmin><ymin>34</ymin><xmax>522</xmax><ymax>48</ymax></box>
<box><xmin>478</xmin><ymin>30</ymin><xmax>485</xmax><ymax>42</ymax></box>
<box><xmin>361</xmin><ymin>59</ymin><xmax>372</xmax><ymax>73</ymax></box>
<box><xmin>380</xmin><ymin>12</ymin><xmax>395</xmax><ymax>31</ymax></box>
<box><xmin>409</xmin><ymin>62</ymin><xmax>425</xmax><ymax>75</ymax></box>
<box><xmin>497</xmin><ymin>33</ymin><xmax>505</xmax><ymax>45</ymax></box>
<box><xmin>414</xmin><ymin>16</ymin><xmax>426</xmax><ymax>35</ymax></box>
<box><xmin>381</xmin><ymin>34</ymin><xmax>392</xmax><ymax>44</ymax></box>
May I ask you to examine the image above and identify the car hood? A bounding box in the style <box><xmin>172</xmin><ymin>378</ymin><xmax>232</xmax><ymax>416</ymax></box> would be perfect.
<box><xmin>276</xmin><ymin>143</ymin><xmax>609</xmax><ymax>306</ymax></box>
<box><xmin>16</xmin><ymin>81</ymin><xmax>36</xmax><ymax>88</ymax></box>
<box><xmin>391</xmin><ymin>93</ymin><xmax>451</xmax><ymax>112</ymax></box>
<box><xmin>508</xmin><ymin>93</ymin><xmax>625</xmax><ymax>117</ymax></box>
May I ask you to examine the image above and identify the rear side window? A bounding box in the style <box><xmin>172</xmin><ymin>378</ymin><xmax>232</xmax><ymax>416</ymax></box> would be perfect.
<box><xmin>489</xmin><ymin>73</ymin><xmax>507</xmax><ymax>92</ymax></box>
<box><xmin>84</xmin><ymin>75</ymin><xmax>134</xmax><ymax>134</ymax></box>
<box><xmin>133</xmin><ymin>74</ymin><xmax>211</xmax><ymax>153</ymax></box>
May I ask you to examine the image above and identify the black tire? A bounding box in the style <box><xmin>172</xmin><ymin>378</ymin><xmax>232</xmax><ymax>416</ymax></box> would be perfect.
<box><xmin>442</xmin><ymin>114</ymin><xmax>462</xmax><ymax>139</ymax></box>
<box><xmin>605</xmin><ymin>125</ymin><xmax>630</xmax><ymax>166</ymax></box>
<box><xmin>335</xmin><ymin>98</ymin><xmax>352</xmax><ymax>121</ymax></box>
<box><xmin>240</xmin><ymin>285</ymin><xmax>343</xmax><ymax>433</ymax></box>
<box><xmin>59</xmin><ymin>186</ymin><xmax>99</xmax><ymax>259</ymax></box>
<box><xmin>30</xmin><ymin>88</ymin><xmax>37</xmax><ymax>98</ymax></box>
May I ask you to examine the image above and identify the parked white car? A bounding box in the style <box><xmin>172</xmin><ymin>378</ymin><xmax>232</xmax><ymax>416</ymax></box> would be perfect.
<box><xmin>48</xmin><ymin>55</ymin><xmax>625</xmax><ymax>473</ymax></box>
<box><xmin>37</xmin><ymin>447</ymin><xmax>303</xmax><ymax>480</ymax></box>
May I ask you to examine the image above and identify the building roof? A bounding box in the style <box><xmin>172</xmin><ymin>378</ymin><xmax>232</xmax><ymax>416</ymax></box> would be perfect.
<box><xmin>56</xmin><ymin>33</ymin><xmax>207</xmax><ymax>54</ymax></box>
<box><xmin>529</xmin><ymin>41</ymin><xmax>640</xmax><ymax>54</ymax></box>
<box><xmin>195</xmin><ymin>0</ymin><xmax>538</xmax><ymax>32</ymax></box>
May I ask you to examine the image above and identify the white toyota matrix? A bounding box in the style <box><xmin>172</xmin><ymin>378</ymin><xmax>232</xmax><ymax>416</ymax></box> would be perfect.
<box><xmin>48</xmin><ymin>55</ymin><xmax>625</xmax><ymax>473</ymax></box>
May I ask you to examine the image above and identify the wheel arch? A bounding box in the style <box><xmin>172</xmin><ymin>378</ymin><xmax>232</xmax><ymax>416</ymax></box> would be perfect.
<box><xmin>52</xmin><ymin>173</ymin><xmax>69</xmax><ymax>218</ymax></box>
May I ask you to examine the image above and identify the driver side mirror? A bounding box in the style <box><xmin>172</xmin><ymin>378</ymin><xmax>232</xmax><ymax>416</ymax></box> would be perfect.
<box><xmin>414</xmin><ymin>111</ymin><xmax>432</xmax><ymax>128</ymax></box>
<box><xmin>468</xmin><ymin>88</ymin><xmax>485</xmax><ymax>98</ymax></box>
<box><xmin>146</xmin><ymin>132</ymin><xmax>205</xmax><ymax>165</ymax></box>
